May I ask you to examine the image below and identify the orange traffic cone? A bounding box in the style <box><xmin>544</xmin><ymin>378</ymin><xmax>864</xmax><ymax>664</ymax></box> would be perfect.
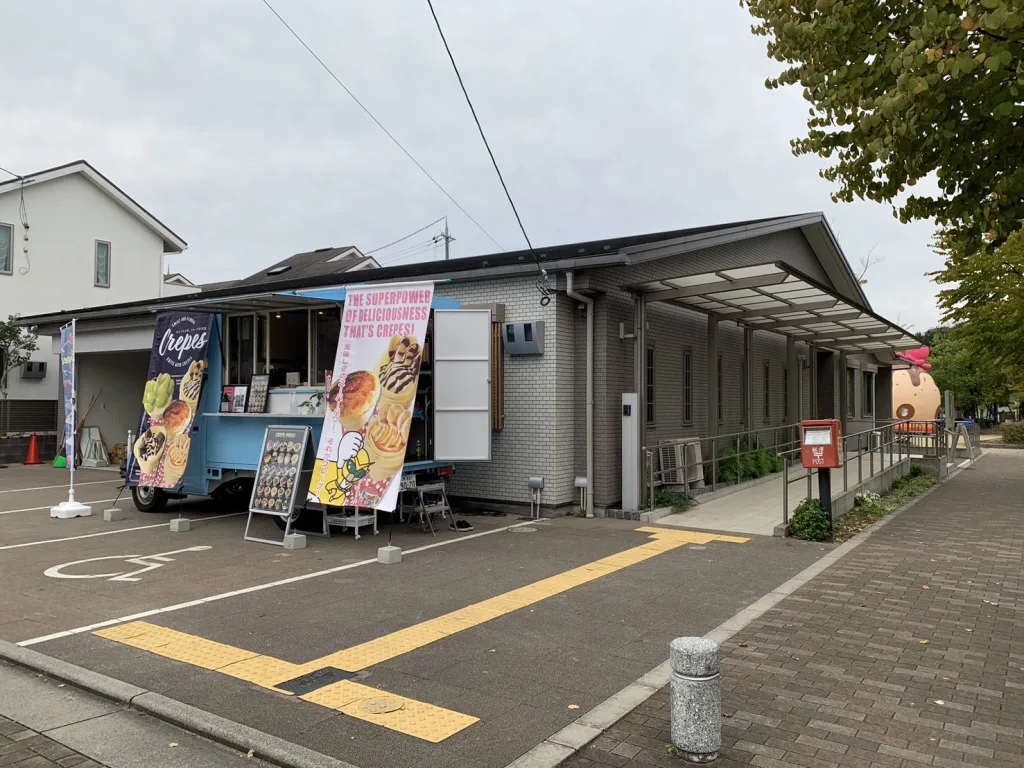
<box><xmin>25</xmin><ymin>433</ymin><xmax>41</xmax><ymax>465</ymax></box>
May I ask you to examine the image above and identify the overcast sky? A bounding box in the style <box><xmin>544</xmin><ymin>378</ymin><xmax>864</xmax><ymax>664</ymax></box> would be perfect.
<box><xmin>0</xmin><ymin>0</ymin><xmax>942</xmax><ymax>330</ymax></box>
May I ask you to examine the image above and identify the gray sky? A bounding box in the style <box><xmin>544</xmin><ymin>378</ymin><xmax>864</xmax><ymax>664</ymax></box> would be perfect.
<box><xmin>0</xmin><ymin>0</ymin><xmax>942</xmax><ymax>330</ymax></box>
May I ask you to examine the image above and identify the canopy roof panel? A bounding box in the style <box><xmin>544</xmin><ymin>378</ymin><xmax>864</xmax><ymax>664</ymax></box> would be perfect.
<box><xmin>628</xmin><ymin>262</ymin><xmax>918</xmax><ymax>353</ymax></box>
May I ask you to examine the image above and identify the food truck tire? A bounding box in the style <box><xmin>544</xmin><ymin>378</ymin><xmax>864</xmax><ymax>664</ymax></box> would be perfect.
<box><xmin>132</xmin><ymin>486</ymin><xmax>168</xmax><ymax>513</ymax></box>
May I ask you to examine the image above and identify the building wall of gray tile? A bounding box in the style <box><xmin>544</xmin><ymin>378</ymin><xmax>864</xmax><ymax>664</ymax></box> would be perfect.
<box><xmin>431</xmin><ymin>228</ymin><xmax>891</xmax><ymax>511</ymax></box>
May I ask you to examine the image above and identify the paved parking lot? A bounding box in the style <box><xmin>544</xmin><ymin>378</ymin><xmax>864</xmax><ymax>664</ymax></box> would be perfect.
<box><xmin>1</xmin><ymin>465</ymin><xmax>832</xmax><ymax>768</ymax></box>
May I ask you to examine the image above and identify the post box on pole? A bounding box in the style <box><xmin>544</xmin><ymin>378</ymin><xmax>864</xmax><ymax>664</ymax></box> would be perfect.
<box><xmin>800</xmin><ymin>419</ymin><xmax>842</xmax><ymax>541</ymax></box>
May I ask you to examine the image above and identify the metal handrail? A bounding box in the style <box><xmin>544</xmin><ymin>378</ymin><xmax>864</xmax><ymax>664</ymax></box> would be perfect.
<box><xmin>780</xmin><ymin>422</ymin><xmax>906</xmax><ymax>528</ymax></box>
<box><xmin>643</xmin><ymin>422</ymin><xmax>804</xmax><ymax>509</ymax></box>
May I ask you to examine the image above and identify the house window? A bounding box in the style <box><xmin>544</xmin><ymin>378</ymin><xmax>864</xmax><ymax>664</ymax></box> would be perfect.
<box><xmin>741</xmin><ymin>359</ymin><xmax>748</xmax><ymax>427</ymax></box>
<box><xmin>763</xmin><ymin>361</ymin><xmax>771</xmax><ymax>422</ymax></box>
<box><xmin>0</xmin><ymin>223</ymin><xmax>11</xmax><ymax>275</ymax></box>
<box><xmin>783</xmin><ymin>366</ymin><xmax>789</xmax><ymax>421</ymax></box>
<box><xmin>313</xmin><ymin>308</ymin><xmax>341</xmax><ymax>384</ymax></box>
<box><xmin>847</xmin><ymin>368</ymin><xmax>856</xmax><ymax>417</ymax></box>
<box><xmin>645</xmin><ymin>345</ymin><xmax>655</xmax><ymax>424</ymax></box>
<box><xmin>717</xmin><ymin>354</ymin><xmax>724</xmax><ymax>423</ymax></box>
<box><xmin>682</xmin><ymin>349</ymin><xmax>693</xmax><ymax>424</ymax></box>
<box><xmin>863</xmin><ymin>371</ymin><xmax>874</xmax><ymax>415</ymax></box>
<box><xmin>94</xmin><ymin>241</ymin><xmax>111</xmax><ymax>287</ymax></box>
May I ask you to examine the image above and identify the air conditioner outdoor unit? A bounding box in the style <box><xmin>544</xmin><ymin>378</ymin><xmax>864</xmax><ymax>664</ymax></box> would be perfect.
<box><xmin>658</xmin><ymin>440</ymin><xmax>705</xmax><ymax>490</ymax></box>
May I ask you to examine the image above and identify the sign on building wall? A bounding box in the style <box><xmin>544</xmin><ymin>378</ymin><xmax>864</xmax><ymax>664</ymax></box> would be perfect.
<box><xmin>127</xmin><ymin>312</ymin><xmax>214</xmax><ymax>489</ymax></box>
<box><xmin>308</xmin><ymin>282</ymin><xmax>434</xmax><ymax>512</ymax></box>
<box><xmin>59</xmin><ymin>321</ymin><xmax>76</xmax><ymax>469</ymax></box>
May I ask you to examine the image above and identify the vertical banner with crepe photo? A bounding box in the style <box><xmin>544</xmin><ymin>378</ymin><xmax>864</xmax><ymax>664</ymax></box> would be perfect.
<box><xmin>308</xmin><ymin>282</ymin><xmax>434</xmax><ymax>512</ymax></box>
<box><xmin>127</xmin><ymin>312</ymin><xmax>214</xmax><ymax>490</ymax></box>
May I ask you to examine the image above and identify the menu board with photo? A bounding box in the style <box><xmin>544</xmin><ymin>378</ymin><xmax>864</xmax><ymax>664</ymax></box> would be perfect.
<box><xmin>128</xmin><ymin>312</ymin><xmax>214</xmax><ymax>490</ymax></box>
<box><xmin>247</xmin><ymin>375</ymin><xmax>270</xmax><ymax>413</ymax></box>
<box><xmin>250</xmin><ymin>425</ymin><xmax>313</xmax><ymax>517</ymax></box>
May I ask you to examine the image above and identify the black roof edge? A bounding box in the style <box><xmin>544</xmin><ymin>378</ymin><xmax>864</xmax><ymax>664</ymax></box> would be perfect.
<box><xmin>16</xmin><ymin>214</ymin><xmax>810</xmax><ymax>326</ymax></box>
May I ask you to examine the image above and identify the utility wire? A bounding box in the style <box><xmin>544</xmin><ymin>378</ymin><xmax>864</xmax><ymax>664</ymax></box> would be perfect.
<box><xmin>0</xmin><ymin>165</ymin><xmax>21</xmax><ymax>180</ymax></box>
<box><xmin>259</xmin><ymin>0</ymin><xmax>503</xmax><ymax>253</ymax></box>
<box><xmin>366</xmin><ymin>217</ymin><xmax>445</xmax><ymax>254</ymax></box>
<box><xmin>423</xmin><ymin>0</ymin><xmax>551</xmax><ymax>304</ymax></box>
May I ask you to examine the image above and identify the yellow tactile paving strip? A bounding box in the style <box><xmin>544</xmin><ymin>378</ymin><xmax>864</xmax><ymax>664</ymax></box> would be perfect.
<box><xmin>93</xmin><ymin>527</ymin><xmax>746</xmax><ymax>742</ymax></box>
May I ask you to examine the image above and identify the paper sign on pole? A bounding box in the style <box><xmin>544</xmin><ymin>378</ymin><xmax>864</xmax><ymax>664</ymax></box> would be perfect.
<box><xmin>127</xmin><ymin>312</ymin><xmax>214</xmax><ymax>489</ymax></box>
<box><xmin>308</xmin><ymin>282</ymin><xmax>434</xmax><ymax>512</ymax></box>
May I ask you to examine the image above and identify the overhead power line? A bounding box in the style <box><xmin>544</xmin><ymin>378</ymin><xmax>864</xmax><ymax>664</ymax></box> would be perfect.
<box><xmin>0</xmin><ymin>165</ymin><xmax>21</xmax><ymax>179</ymax></box>
<box><xmin>423</xmin><ymin>0</ymin><xmax>551</xmax><ymax>304</ymax></box>
<box><xmin>366</xmin><ymin>217</ymin><xmax>445</xmax><ymax>255</ymax></box>
<box><xmin>258</xmin><ymin>0</ymin><xmax>503</xmax><ymax>253</ymax></box>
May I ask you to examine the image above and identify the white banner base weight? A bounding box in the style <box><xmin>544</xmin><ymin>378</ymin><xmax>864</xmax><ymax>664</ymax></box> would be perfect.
<box><xmin>50</xmin><ymin>501</ymin><xmax>93</xmax><ymax>519</ymax></box>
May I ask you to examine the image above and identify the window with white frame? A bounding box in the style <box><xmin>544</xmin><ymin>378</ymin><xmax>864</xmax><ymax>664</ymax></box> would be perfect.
<box><xmin>0</xmin><ymin>223</ymin><xmax>12</xmax><ymax>275</ymax></box>
<box><xmin>94</xmin><ymin>241</ymin><xmax>111</xmax><ymax>287</ymax></box>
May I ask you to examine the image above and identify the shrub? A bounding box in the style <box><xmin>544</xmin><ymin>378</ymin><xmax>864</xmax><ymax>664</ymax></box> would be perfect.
<box><xmin>854</xmin><ymin>491</ymin><xmax>880</xmax><ymax>507</ymax></box>
<box><xmin>907</xmin><ymin>464</ymin><xmax>927</xmax><ymax>479</ymax></box>
<box><xmin>999</xmin><ymin>422</ymin><xmax>1024</xmax><ymax>444</ymax></box>
<box><xmin>791</xmin><ymin>497</ymin><xmax>830</xmax><ymax>542</ymax></box>
<box><xmin>711</xmin><ymin>443</ymin><xmax>785</xmax><ymax>485</ymax></box>
<box><xmin>652</xmin><ymin>490</ymin><xmax>695</xmax><ymax>512</ymax></box>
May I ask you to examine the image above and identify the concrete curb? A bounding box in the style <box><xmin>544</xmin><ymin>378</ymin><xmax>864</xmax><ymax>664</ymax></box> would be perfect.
<box><xmin>0</xmin><ymin>639</ymin><xmax>360</xmax><ymax>768</ymax></box>
<box><xmin>504</xmin><ymin>460</ymin><xmax>977</xmax><ymax>768</ymax></box>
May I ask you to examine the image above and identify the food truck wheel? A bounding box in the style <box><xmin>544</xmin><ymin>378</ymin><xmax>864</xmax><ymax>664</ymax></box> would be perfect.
<box><xmin>132</xmin><ymin>485</ymin><xmax>168</xmax><ymax>513</ymax></box>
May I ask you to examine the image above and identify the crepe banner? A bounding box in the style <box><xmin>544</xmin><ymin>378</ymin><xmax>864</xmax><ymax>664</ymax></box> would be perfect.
<box><xmin>127</xmin><ymin>312</ymin><xmax>214</xmax><ymax>490</ymax></box>
<box><xmin>59</xmin><ymin>322</ymin><xmax>76</xmax><ymax>469</ymax></box>
<box><xmin>308</xmin><ymin>282</ymin><xmax>434</xmax><ymax>512</ymax></box>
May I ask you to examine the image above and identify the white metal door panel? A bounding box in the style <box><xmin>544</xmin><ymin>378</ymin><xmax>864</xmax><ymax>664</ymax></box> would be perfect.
<box><xmin>433</xmin><ymin>309</ymin><xmax>491</xmax><ymax>461</ymax></box>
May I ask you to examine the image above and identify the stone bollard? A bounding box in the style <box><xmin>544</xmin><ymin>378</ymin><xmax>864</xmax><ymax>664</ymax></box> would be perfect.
<box><xmin>670</xmin><ymin>637</ymin><xmax>721</xmax><ymax>764</ymax></box>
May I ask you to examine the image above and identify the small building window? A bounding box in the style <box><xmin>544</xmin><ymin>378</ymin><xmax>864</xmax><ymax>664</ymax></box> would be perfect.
<box><xmin>783</xmin><ymin>366</ymin><xmax>789</xmax><ymax>421</ymax></box>
<box><xmin>763</xmin><ymin>361</ymin><xmax>771</xmax><ymax>422</ymax></box>
<box><xmin>0</xmin><ymin>223</ymin><xmax>11</xmax><ymax>275</ymax></box>
<box><xmin>645</xmin><ymin>345</ymin><xmax>655</xmax><ymax>424</ymax></box>
<box><xmin>717</xmin><ymin>354</ymin><xmax>724</xmax><ymax>423</ymax></box>
<box><xmin>741</xmin><ymin>359</ymin><xmax>748</xmax><ymax>427</ymax></box>
<box><xmin>682</xmin><ymin>349</ymin><xmax>693</xmax><ymax>424</ymax></box>
<box><xmin>863</xmin><ymin>371</ymin><xmax>874</xmax><ymax>416</ymax></box>
<box><xmin>847</xmin><ymin>368</ymin><xmax>856</xmax><ymax>417</ymax></box>
<box><xmin>95</xmin><ymin>241</ymin><xmax>111</xmax><ymax>287</ymax></box>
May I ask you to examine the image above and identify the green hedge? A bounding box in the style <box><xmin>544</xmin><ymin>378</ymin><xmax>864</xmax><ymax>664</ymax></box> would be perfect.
<box><xmin>791</xmin><ymin>498</ymin><xmax>830</xmax><ymax>541</ymax></box>
<box><xmin>999</xmin><ymin>422</ymin><xmax>1024</xmax><ymax>444</ymax></box>
<box><xmin>714</xmin><ymin>441</ymin><xmax>784</xmax><ymax>484</ymax></box>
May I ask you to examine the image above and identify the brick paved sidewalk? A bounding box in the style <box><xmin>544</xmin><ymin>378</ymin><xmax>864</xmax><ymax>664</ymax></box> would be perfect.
<box><xmin>566</xmin><ymin>451</ymin><xmax>1024</xmax><ymax>768</ymax></box>
<box><xmin>0</xmin><ymin>717</ymin><xmax>106</xmax><ymax>768</ymax></box>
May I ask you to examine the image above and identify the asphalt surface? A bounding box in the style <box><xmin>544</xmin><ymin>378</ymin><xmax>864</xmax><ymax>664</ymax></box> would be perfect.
<box><xmin>1</xmin><ymin>464</ymin><xmax>831</xmax><ymax>767</ymax></box>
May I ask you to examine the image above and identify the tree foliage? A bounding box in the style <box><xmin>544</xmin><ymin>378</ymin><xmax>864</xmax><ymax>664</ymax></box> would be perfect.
<box><xmin>929</xmin><ymin>324</ymin><xmax>1014</xmax><ymax>413</ymax></box>
<box><xmin>741</xmin><ymin>0</ymin><xmax>1024</xmax><ymax>252</ymax></box>
<box><xmin>0</xmin><ymin>314</ymin><xmax>38</xmax><ymax>401</ymax></box>
<box><xmin>935</xmin><ymin>229</ymin><xmax>1024</xmax><ymax>382</ymax></box>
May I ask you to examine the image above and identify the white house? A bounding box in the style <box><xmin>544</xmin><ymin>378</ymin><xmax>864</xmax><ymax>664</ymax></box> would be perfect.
<box><xmin>0</xmin><ymin>160</ymin><xmax>190</xmax><ymax>437</ymax></box>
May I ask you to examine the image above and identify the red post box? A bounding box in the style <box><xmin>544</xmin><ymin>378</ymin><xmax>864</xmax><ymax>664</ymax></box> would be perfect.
<box><xmin>800</xmin><ymin>419</ymin><xmax>843</xmax><ymax>470</ymax></box>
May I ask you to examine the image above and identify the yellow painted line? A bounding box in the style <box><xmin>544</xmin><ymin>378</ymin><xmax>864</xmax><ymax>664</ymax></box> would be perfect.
<box><xmin>302</xmin><ymin>680</ymin><xmax>479</xmax><ymax>742</ymax></box>
<box><xmin>93</xmin><ymin>527</ymin><xmax>746</xmax><ymax>742</ymax></box>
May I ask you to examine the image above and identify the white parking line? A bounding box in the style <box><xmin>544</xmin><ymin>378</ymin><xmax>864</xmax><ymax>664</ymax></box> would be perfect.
<box><xmin>0</xmin><ymin>512</ymin><xmax>245</xmax><ymax>553</ymax></box>
<box><xmin>0</xmin><ymin>479</ymin><xmax>122</xmax><ymax>494</ymax></box>
<box><xmin>16</xmin><ymin>518</ymin><xmax>545</xmax><ymax>647</ymax></box>
<box><xmin>0</xmin><ymin>498</ymin><xmax>120</xmax><ymax>516</ymax></box>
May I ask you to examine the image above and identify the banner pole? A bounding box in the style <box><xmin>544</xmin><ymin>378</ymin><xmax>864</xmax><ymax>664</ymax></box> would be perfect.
<box><xmin>51</xmin><ymin>318</ymin><xmax>92</xmax><ymax>518</ymax></box>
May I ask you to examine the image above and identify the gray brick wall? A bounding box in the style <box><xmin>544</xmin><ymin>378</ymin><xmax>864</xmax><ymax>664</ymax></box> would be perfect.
<box><xmin>435</xmin><ymin>278</ymin><xmax>577</xmax><ymax>508</ymax></box>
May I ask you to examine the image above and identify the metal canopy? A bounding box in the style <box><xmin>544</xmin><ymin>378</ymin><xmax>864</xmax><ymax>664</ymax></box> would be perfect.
<box><xmin>629</xmin><ymin>261</ymin><xmax>918</xmax><ymax>353</ymax></box>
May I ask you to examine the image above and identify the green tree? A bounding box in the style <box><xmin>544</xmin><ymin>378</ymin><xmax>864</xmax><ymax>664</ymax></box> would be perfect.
<box><xmin>0</xmin><ymin>315</ymin><xmax>39</xmax><ymax>434</ymax></box>
<box><xmin>935</xmin><ymin>230</ymin><xmax>1024</xmax><ymax>386</ymax></box>
<box><xmin>741</xmin><ymin>0</ymin><xmax>1024</xmax><ymax>253</ymax></box>
<box><xmin>930</xmin><ymin>325</ymin><xmax>1013</xmax><ymax>417</ymax></box>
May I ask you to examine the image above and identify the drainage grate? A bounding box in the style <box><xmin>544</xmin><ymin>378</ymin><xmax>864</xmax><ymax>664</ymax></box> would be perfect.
<box><xmin>276</xmin><ymin>667</ymin><xmax>353</xmax><ymax>695</ymax></box>
<box><xmin>510</xmin><ymin>526</ymin><xmax>537</xmax><ymax>533</ymax></box>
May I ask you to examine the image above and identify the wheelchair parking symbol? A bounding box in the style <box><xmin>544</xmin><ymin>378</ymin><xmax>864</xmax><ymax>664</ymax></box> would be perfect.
<box><xmin>44</xmin><ymin>546</ymin><xmax>211</xmax><ymax>582</ymax></box>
